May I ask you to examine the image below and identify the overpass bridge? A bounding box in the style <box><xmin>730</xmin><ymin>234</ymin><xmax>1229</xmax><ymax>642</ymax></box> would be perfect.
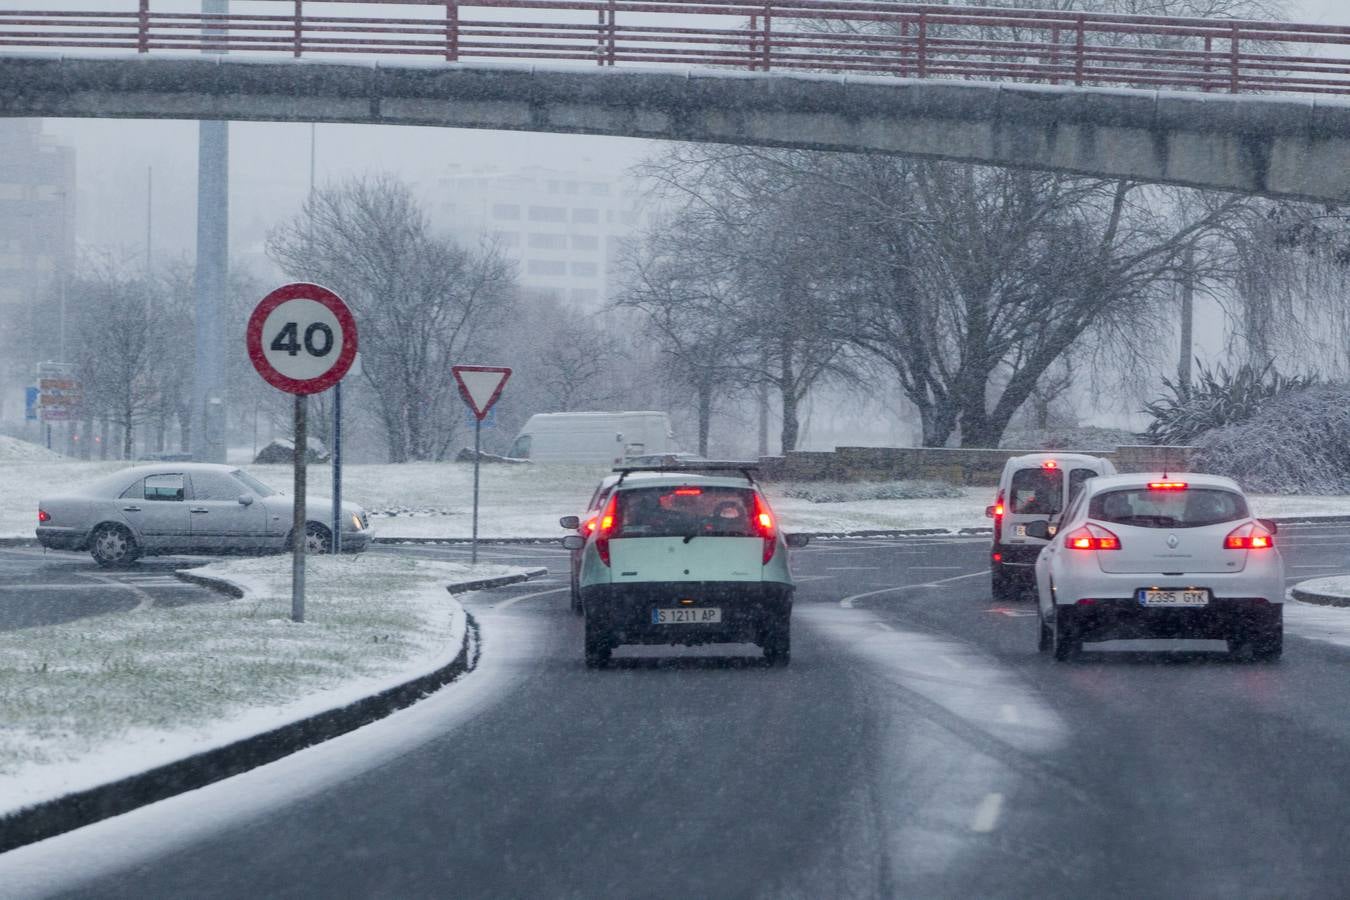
<box><xmin>2</xmin><ymin>1</ymin><xmax>1350</xmax><ymax>202</ymax></box>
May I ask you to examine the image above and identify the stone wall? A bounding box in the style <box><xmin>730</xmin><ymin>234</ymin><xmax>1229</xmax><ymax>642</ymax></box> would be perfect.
<box><xmin>757</xmin><ymin>445</ymin><xmax>1198</xmax><ymax>486</ymax></box>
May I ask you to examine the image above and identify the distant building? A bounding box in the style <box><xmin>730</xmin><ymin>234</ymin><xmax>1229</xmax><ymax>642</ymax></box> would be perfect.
<box><xmin>430</xmin><ymin>164</ymin><xmax>645</xmax><ymax>308</ymax></box>
<box><xmin>0</xmin><ymin>119</ymin><xmax>75</xmax><ymax>422</ymax></box>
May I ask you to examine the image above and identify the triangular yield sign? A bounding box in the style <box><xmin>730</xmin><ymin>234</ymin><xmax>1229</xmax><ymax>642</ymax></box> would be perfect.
<box><xmin>452</xmin><ymin>365</ymin><xmax>512</xmax><ymax>420</ymax></box>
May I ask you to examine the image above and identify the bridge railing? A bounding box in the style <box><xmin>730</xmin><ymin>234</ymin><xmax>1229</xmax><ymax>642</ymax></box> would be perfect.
<box><xmin>2</xmin><ymin>1</ymin><xmax>1348</xmax><ymax>96</ymax></box>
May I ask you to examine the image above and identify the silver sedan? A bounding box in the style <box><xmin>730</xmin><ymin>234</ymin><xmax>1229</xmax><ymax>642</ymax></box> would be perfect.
<box><xmin>36</xmin><ymin>463</ymin><xmax>372</xmax><ymax>567</ymax></box>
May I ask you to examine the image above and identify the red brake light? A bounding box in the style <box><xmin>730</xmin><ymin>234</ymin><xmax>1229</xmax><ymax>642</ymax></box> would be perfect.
<box><xmin>1225</xmin><ymin>523</ymin><xmax>1274</xmax><ymax>550</ymax></box>
<box><xmin>673</xmin><ymin>487</ymin><xmax>702</xmax><ymax>496</ymax></box>
<box><xmin>583</xmin><ymin>516</ymin><xmax>598</xmax><ymax>534</ymax></box>
<box><xmin>1148</xmin><ymin>481</ymin><xmax>1188</xmax><ymax>491</ymax></box>
<box><xmin>1063</xmin><ymin>524</ymin><xmax>1121</xmax><ymax>551</ymax></box>
<box><xmin>1042</xmin><ymin>460</ymin><xmax>1057</xmax><ymax>469</ymax></box>
<box><xmin>753</xmin><ymin>493</ymin><xmax>777</xmax><ymax>564</ymax></box>
<box><xmin>38</xmin><ymin>509</ymin><xmax>50</xmax><ymax>523</ymax></box>
<box><xmin>595</xmin><ymin>495</ymin><xmax>618</xmax><ymax>566</ymax></box>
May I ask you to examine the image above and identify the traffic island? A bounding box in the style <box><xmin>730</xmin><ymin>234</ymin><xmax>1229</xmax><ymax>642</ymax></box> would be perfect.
<box><xmin>1290</xmin><ymin>575</ymin><xmax>1350</xmax><ymax>607</ymax></box>
<box><xmin>0</xmin><ymin>555</ymin><xmax>547</xmax><ymax>853</ymax></box>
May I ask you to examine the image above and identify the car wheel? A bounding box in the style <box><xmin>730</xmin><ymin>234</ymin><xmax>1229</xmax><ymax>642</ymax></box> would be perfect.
<box><xmin>584</xmin><ymin>618</ymin><xmax>612</xmax><ymax>669</ymax></box>
<box><xmin>1052</xmin><ymin>607</ymin><xmax>1080</xmax><ymax>662</ymax></box>
<box><xmin>570</xmin><ymin>566</ymin><xmax>584</xmax><ymax>617</ymax></box>
<box><xmin>91</xmin><ymin>524</ymin><xmax>139</xmax><ymax>568</ymax></box>
<box><xmin>991</xmin><ymin>565</ymin><xmax>1014</xmax><ymax>602</ymax></box>
<box><xmin>1038</xmin><ymin>607</ymin><xmax>1052</xmax><ymax>654</ymax></box>
<box><xmin>1237</xmin><ymin>626</ymin><xmax>1283</xmax><ymax>662</ymax></box>
<box><xmin>761</xmin><ymin>617</ymin><xmax>791</xmax><ymax>666</ymax></box>
<box><xmin>302</xmin><ymin>523</ymin><xmax>332</xmax><ymax>555</ymax></box>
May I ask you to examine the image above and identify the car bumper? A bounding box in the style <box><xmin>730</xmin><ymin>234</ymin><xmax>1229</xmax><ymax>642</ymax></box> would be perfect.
<box><xmin>36</xmin><ymin>526</ymin><xmax>86</xmax><ymax>551</ymax></box>
<box><xmin>1051</xmin><ymin>566</ymin><xmax>1284</xmax><ymax>608</ymax></box>
<box><xmin>339</xmin><ymin>528</ymin><xmax>372</xmax><ymax>552</ymax></box>
<box><xmin>994</xmin><ymin>542</ymin><xmax>1045</xmax><ymax>572</ymax></box>
<box><xmin>581</xmin><ymin>581</ymin><xmax>793</xmax><ymax>646</ymax></box>
<box><xmin>1062</xmin><ymin>597</ymin><xmax>1281</xmax><ymax>641</ymax></box>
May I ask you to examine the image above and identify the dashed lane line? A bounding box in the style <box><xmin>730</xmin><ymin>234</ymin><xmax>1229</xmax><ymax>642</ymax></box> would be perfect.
<box><xmin>839</xmin><ymin>569</ymin><xmax>987</xmax><ymax>609</ymax></box>
<box><xmin>970</xmin><ymin>793</ymin><xmax>1005</xmax><ymax>833</ymax></box>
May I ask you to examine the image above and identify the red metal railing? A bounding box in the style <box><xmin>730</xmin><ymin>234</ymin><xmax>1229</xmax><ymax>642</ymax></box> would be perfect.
<box><xmin>2</xmin><ymin>1</ymin><xmax>1349</xmax><ymax>96</ymax></box>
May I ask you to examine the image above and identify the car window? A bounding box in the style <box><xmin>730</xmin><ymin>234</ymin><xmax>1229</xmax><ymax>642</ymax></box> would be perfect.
<box><xmin>192</xmin><ymin>472</ymin><xmax>245</xmax><ymax>501</ymax></box>
<box><xmin>1089</xmin><ymin>488</ymin><xmax>1249</xmax><ymax>528</ymax></box>
<box><xmin>1068</xmin><ymin>468</ymin><xmax>1098</xmax><ymax>504</ymax></box>
<box><xmin>119</xmin><ymin>479</ymin><xmax>144</xmax><ymax>500</ymax></box>
<box><xmin>1060</xmin><ymin>490</ymin><xmax>1087</xmax><ymax>526</ymax></box>
<box><xmin>587</xmin><ymin>483</ymin><xmax>611</xmax><ymax>511</ymax></box>
<box><xmin>614</xmin><ymin>486</ymin><xmax>757</xmax><ymax>538</ymax></box>
<box><xmin>231</xmin><ymin>469</ymin><xmax>277</xmax><ymax>497</ymax></box>
<box><xmin>1009</xmin><ymin>468</ymin><xmax>1062</xmax><ymax>515</ymax></box>
<box><xmin>143</xmin><ymin>473</ymin><xmax>185</xmax><ymax>502</ymax></box>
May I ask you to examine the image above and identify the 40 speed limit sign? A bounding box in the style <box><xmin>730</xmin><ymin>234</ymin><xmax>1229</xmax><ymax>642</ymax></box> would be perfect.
<box><xmin>247</xmin><ymin>283</ymin><xmax>358</xmax><ymax>394</ymax></box>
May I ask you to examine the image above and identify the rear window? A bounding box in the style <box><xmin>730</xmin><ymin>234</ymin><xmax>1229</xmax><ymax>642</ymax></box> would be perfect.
<box><xmin>1089</xmin><ymin>488</ymin><xmax>1248</xmax><ymax>528</ymax></box>
<box><xmin>614</xmin><ymin>486</ymin><xmax>758</xmax><ymax>538</ymax></box>
<box><xmin>1009</xmin><ymin>468</ymin><xmax>1063</xmax><ymax>515</ymax></box>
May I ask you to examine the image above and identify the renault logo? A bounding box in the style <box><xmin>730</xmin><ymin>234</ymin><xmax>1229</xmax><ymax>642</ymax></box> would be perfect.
<box><xmin>1167</xmin><ymin>534</ymin><xmax>1180</xmax><ymax>549</ymax></box>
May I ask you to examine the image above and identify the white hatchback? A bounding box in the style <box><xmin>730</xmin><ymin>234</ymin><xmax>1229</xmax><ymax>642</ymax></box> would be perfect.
<box><xmin>1029</xmin><ymin>473</ymin><xmax>1283</xmax><ymax>661</ymax></box>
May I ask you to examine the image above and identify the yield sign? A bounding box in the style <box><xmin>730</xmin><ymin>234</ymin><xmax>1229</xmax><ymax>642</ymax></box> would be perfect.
<box><xmin>452</xmin><ymin>365</ymin><xmax>512</xmax><ymax>420</ymax></box>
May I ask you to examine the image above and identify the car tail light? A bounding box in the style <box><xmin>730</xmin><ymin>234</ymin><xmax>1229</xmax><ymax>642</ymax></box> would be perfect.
<box><xmin>673</xmin><ymin>487</ymin><xmax>702</xmax><ymax>496</ymax></box>
<box><xmin>583</xmin><ymin>516</ymin><xmax>598</xmax><ymax>534</ymax></box>
<box><xmin>753</xmin><ymin>493</ymin><xmax>777</xmax><ymax>564</ymax></box>
<box><xmin>1063</xmin><ymin>523</ymin><xmax>1121</xmax><ymax>551</ymax></box>
<box><xmin>1148</xmin><ymin>481</ymin><xmax>1188</xmax><ymax>491</ymax></box>
<box><xmin>595</xmin><ymin>494</ymin><xmax>618</xmax><ymax>566</ymax></box>
<box><xmin>992</xmin><ymin>552</ymin><xmax>1002</xmax><ymax>563</ymax></box>
<box><xmin>38</xmin><ymin>509</ymin><xmax>50</xmax><ymax>523</ymax></box>
<box><xmin>992</xmin><ymin>491</ymin><xmax>1005</xmax><ymax>543</ymax></box>
<box><xmin>1225</xmin><ymin>522</ymin><xmax>1274</xmax><ymax>550</ymax></box>
<box><xmin>1042</xmin><ymin>459</ymin><xmax>1058</xmax><ymax>469</ymax></box>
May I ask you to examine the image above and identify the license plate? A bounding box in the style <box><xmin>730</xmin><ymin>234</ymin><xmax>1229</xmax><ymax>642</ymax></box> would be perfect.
<box><xmin>1139</xmin><ymin>589</ymin><xmax>1210</xmax><ymax>607</ymax></box>
<box><xmin>652</xmin><ymin>607</ymin><xmax>722</xmax><ymax>624</ymax></box>
<box><xmin>1014</xmin><ymin>525</ymin><xmax>1027</xmax><ymax>537</ymax></box>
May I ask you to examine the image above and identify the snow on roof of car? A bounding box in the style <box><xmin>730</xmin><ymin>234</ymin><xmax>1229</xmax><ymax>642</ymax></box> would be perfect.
<box><xmin>613</xmin><ymin>471</ymin><xmax>759</xmax><ymax>490</ymax></box>
<box><xmin>1003</xmin><ymin>452</ymin><xmax>1112</xmax><ymax>468</ymax></box>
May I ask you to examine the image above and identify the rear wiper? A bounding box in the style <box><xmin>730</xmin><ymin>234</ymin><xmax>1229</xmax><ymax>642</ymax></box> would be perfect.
<box><xmin>682</xmin><ymin>532</ymin><xmax>699</xmax><ymax>544</ymax></box>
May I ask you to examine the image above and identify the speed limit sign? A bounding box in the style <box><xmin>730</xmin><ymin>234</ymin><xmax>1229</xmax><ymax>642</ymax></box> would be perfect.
<box><xmin>246</xmin><ymin>282</ymin><xmax>358</xmax><ymax>395</ymax></box>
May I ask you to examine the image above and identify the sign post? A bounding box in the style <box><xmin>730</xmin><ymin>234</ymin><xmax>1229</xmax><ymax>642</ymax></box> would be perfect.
<box><xmin>247</xmin><ymin>283</ymin><xmax>358</xmax><ymax>623</ymax></box>
<box><xmin>451</xmin><ymin>365</ymin><xmax>512</xmax><ymax>564</ymax></box>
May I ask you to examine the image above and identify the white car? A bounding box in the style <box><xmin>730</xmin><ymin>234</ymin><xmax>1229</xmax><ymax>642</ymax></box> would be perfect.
<box><xmin>36</xmin><ymin>463</ymin><xmax>372</xmax><ymax>566</ymax></box>
<box><xmin>1030</xmin><ymin>473</ymin><xmax>1283</xmax><ymax>661</ymax></box>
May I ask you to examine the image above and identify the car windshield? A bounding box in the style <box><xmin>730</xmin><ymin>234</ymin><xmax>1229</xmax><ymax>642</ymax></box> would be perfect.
<box><xmin>231</xmin><ymin>469</ymin><xmax>277</xmax><ymax>498</ymax></box>
<box><xmin>1009</xmin><ymin>467</ymin><xmax>1063</xmax><ymax>515</ymax></box>
<box><xmin>614</xmin><ymin>486</ymin><xmax>757</xmax><ymax>538</ymax></box>
<box><xmin>1089</xmin><ymin>488</ymin><xmax>1249</xmax><ymax>528</ymax></box>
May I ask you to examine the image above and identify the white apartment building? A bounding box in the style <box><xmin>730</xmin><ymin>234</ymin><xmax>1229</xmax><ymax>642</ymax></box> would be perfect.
<box><xmin>430</xmin><ymin>164</ymin><xmax>645</xmax><ymax>308</ymax></box>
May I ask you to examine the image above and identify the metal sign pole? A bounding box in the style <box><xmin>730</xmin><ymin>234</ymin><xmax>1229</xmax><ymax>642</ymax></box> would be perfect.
<box><xmin>292</xmin><ymin>393</ymin><xmax>307</xmax><ymax>623</ymax></box>
<box><xmin>471</xmin><ymin>416</ymin><xmax>482</xmax><ymax>564</ymax></box>
<box><xmin>331</xmin><ymin>379</ymin><xmax>342</xmax><ymax>555</ymax></box>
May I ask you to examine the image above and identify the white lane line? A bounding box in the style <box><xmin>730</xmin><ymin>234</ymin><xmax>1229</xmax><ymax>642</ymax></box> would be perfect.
<box><xmin>0</xmin><ymin>583</ymin><xmax>142</xmax><ymax>591</ymax></box>
<box><xmin>1291</xmin><ymin>564</ymin><xmax>1345</xmax><ymax>569</ymax></box>
<box><xmin>826</xmin><ymin>566</ymin><xmax>881</xmax><ymax>571</ymax></box>
<box><xmin>908</xmin><ymin>566</ymin><xmax>965</xmax><ymax>570</ymax></box>
<box><xmin>999</xmin><ymin>704</ymin><xmax>1021</xmax><ymax>724</ymax></box>
<box><xmin>494</xmin><ymin>586</ymin><xmax>569</xmax><ymax>610</ymax></box>
<box><xmin>971</xmin><ymin>793</ymin><xmax>1005</xmax><ymax>833</ymax></box>
<box><xmin>839</xmin><ymin>569</ymin><xmax>986</xmax><ymax>608</ymax></box>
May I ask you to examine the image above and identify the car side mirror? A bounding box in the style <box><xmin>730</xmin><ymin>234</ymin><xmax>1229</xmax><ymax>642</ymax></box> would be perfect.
<box><xmin>1024</xmin><ymin>520</ymin><xmax>1052</xmax><ymax>541</ymax></box>
<box><xmin>1258</xmin><ymin>518</ymin><xmax>1278</xmax><ymax>535</ymax></box>
<box><xmin>984</xmin><ymin>505</ymin><xmax>997</xmax><ymax>518</ymax></box>
<box><xmin>562</xmin><ymin>535</ymin><xmax>585</xmax><ymax>550</ymax></box>
<box><xmin>785</xmin><ymin>533</ymin><xmax>811</xmax><ymax>549</ymax></box>
<box><xmin>238</xmin><ymin>494</ymin><xmax>254</xmax><ymax>506</ymax></box>
<box><xmin>559</xmin><ymin>515</ymin><xmax>580</xmax><ymax>530</ymax></box>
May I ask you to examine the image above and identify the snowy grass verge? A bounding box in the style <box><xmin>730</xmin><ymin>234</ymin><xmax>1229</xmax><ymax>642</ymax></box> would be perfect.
<box><xmin>0</xmin><ymin>554</ymin><xmax>522</xmax><ymax>818</ymax></box>
<box><xmin>4</xmin><ymin>459</ymin><xmax>1350</xmax><ymax>540</ymax></box>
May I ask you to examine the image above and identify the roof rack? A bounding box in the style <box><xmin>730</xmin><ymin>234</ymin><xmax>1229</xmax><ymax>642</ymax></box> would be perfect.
<box><xmin>612</xmin><ymin>461</ymin><xmax>760</xmax><ymax>486</ymax></box>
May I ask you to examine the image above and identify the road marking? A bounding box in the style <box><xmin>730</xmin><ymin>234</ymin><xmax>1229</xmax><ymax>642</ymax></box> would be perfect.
<box><xmin>999</xmin><ymin>704</ymin><xmax>1020</xmax><ymax>724</ymax></box>
<box><xmin>1291</xmin><ymin>564</ymin><xmax>1344</xmax><ymax>569</ymax></box>
<box><xmin>909</xmin><ymin>566</ymin><xmax>965</xmax><ymax>570</ymax></box>
<box><xmin>839</xmin><ymin>569</ymin><xmax>986</xmax><ymax>608</ymax></box>
<box><xmin>494</xmin><ymin>586</ymin><xmax>569</xmax><ymax>609</ymax></box>
<box><xmin>971</xmin><ymin>793</ymin><xmax>1005</xmax><ymax>833</ymax></box>
<box><xmin>826</xmin><ymin>566</ymin><xmax>880</xmax><ymax>570</ymax></box>
<box><xmin>988</xmin><ymin>607</ymin><xmax>1038</xmax><ymax>617</ymax></box>
<box><xmin>874</xmin><ymin>621</ymin><xmax>894</xmax><ymax>631</ymax></box>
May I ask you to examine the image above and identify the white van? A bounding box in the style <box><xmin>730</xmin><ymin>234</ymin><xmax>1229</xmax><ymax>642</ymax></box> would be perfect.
<box><xmin>987</xmin><ymin>452</ymin><xmax>1118</xmax><ymax>602</ymax></box>
<box><xmin>507</xmin><ymin>412</ymin><xmax>676</xmax><ymax>464</ymax></box>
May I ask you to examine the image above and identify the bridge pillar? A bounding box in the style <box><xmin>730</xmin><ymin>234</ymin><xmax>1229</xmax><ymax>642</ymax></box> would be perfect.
<box><xmin>193</xmin><ymin>0</ymin><xmax>228</xmax><ymax>463</ymax></box>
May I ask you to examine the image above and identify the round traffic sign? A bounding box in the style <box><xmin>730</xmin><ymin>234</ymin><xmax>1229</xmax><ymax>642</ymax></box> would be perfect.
<box><xmin>246</xmin><ymin>283</ymin><xmax>358</xmax><ymax>395</ymax></box>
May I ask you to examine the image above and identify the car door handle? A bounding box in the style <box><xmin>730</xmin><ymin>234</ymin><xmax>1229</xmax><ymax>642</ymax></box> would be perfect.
<box><xmin>190</xmin><ymin>508</ymin><xmax>209</xmax><ymax>514</ymax></box>
<box><xmin>122</xmin><ymin>506</ymin><xmax>142</xmax><ymax>512</ymax></box>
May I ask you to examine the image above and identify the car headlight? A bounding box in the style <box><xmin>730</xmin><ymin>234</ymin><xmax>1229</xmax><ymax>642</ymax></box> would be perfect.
<box><xmin>351</xmin><ymin>514</ymin><xmax>364</xmax><ymax>531</ymax></box>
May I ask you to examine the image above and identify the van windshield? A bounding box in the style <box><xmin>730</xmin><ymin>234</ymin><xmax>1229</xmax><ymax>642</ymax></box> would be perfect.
<box><xmin>1009</xmin><ymin>468</ymin><xmax>1063</xmax><ymax>515</ymax></box>
<box><xmin>615</xmin><ymin>487</ymin><xmax>759</xmax><ymax>538</ymax></box>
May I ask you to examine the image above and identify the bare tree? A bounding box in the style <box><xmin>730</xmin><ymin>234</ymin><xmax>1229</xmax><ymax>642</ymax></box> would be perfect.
<box><xmin>268</xmin><ymin>176</ymin><xmax>516</xmax><ymax>462</ymax></box>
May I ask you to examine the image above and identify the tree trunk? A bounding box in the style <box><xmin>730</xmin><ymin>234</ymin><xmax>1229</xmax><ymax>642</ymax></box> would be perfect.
<box><xmin>918</xmin><ymin>397</ymin><xmax>959</xmax><ymax>448</ymax></box>
<box><xmin>696</xmin><ymin>381</ymin><xmax>713</xmax><ymax>456</ymax></box>
<box><xmin>1178</xmin><ymin>242</ymin><xmax>1194</xmax><ymax>399</ymax></box>
<box><xmin>778</xmin><ymin>341</ymin><xmax>800</xmax><ymax>453</ymax></box>
<box><xmin>99</xmin><ymin>418</ymin><xmax>110</xmax><ymax>460</ymax></box>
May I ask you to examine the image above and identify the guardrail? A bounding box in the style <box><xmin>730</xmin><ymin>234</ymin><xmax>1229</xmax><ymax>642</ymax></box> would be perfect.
<box><xmin>2</xmin><ymin>2</ymin><xmax>1349</xmax><ymax>96</ymax></box>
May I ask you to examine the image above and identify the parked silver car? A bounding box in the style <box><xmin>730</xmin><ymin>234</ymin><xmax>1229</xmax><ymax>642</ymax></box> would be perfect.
<box><xmin>36</xmin><ymin>463</ymin><xmax>372</xmax><ymax>566</ymax></box>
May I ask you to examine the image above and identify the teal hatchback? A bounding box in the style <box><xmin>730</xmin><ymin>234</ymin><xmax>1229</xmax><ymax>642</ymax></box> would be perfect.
<box><xmin>562</xmin><ymin>464</ymin><xmax>809</xmax><ymax>668</ymax></box>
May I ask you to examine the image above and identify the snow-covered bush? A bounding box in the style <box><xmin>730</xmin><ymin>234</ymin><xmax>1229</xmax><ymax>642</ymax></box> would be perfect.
<box><xmin>1194</xmin><ymin>384</ymin><xmax>1350</xmax><ymax>494</ymax></box>
<box><xmin>1144</xmin><ymin>361</ymin><xmax>1317</xmax><ymax>445</ymax></box>
<box><xmin>778</xmin><ymin>480</ymin><xmax>965</xmax><ymax>503</ymax></box>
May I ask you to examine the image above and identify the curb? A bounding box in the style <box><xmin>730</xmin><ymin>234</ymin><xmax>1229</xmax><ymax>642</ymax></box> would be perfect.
<box><xmin>0</xmin><ymin>537</ymin><xmax>37</xmax><ymax>547</ymax></box>
<box><xmin>0</xmin><ymin>566</ymin><xmax>546</xmax><ymax>855</ymax></box>
<box><xmin>447</xmin><ymin>567</ymin><xmax>549</xmax><ymax>594</ymax></box>
<box><xmin>172</xmin><ymin>570</ymin><xmax>245</xmax><ymax>598</ymax></box>
<box><xmin>1290</xmin><ymin>584</ymin><xmax>1350</xmax><ymax>608</ymax></box>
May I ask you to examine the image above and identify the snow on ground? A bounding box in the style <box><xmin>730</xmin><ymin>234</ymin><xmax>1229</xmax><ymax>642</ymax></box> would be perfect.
<box><xmin>0</xmin><ymin>434</ymin><xmax>63</xmax><ymax>462</ymax></box>
<box><xmin>3</xmin><ymin>459</ymin><xmax>1349</xmax><ymax>541</ymax></box>
<box><xmin>1286</xmin><ymin>600</ymin><xmax>1350</xmax><ymax>653</ymax></box>
<box><xmin>0</xmin><ymin>554</ymin><xmax>520</xmax><ymax>818</ymax></box>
